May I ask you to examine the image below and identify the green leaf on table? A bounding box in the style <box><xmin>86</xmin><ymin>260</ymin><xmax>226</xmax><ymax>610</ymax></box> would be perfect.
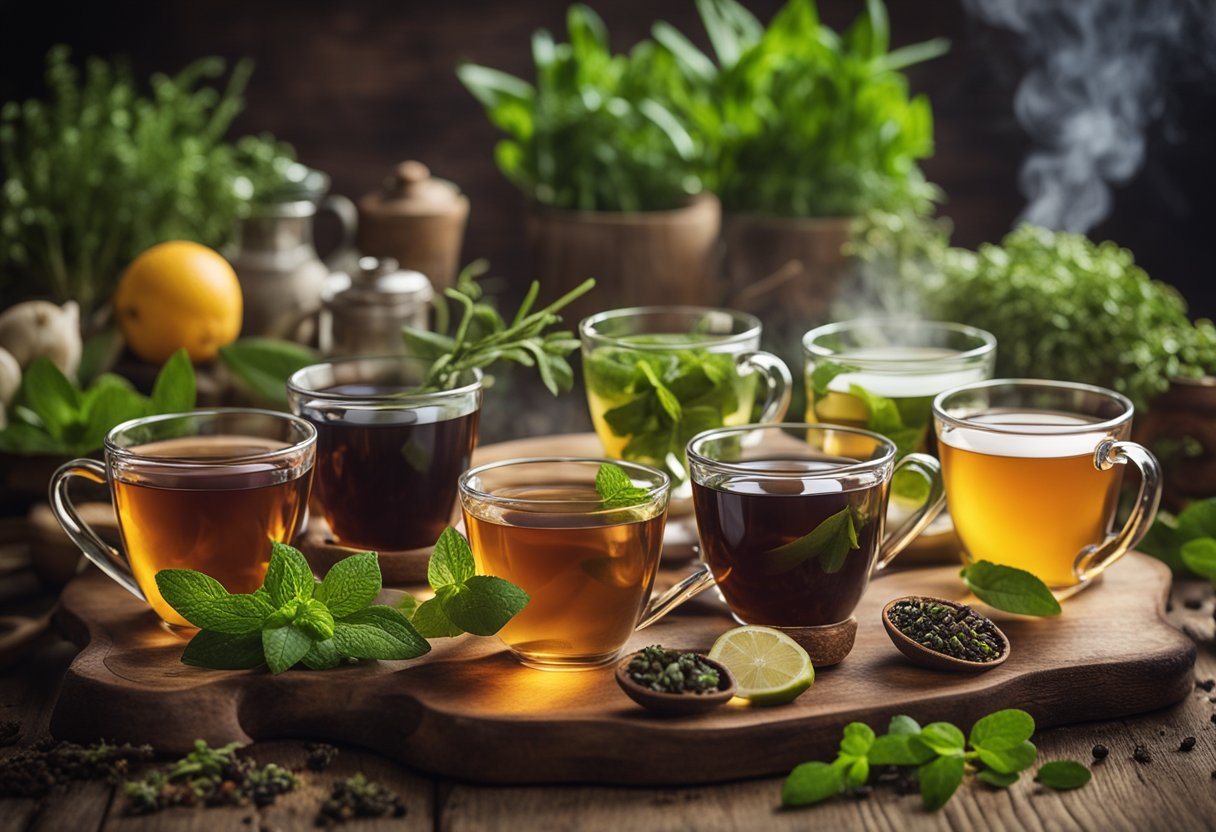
<box><xmin>265</xmin><ymin>541</ymin><xmax>316</xmax><ymax>607</ymax></box>
<box><xmin>428</xmin><ymin>527</ymin><xmax>477</xmax><ymax>589</ymax></box>
<box><xmin>961</xmin><ymin>560</ymin><xmax>1061</xmax><ymax>617</ymax></box>
<box><xmin>396</xmin><ymin>593</ymin><xmax>420</xmax><ymax>620</ymax></box>
<box><xmin>976</xmin><ymin>769</ymin><xmax>1020</xmax><ymax>789</ymax></box>
<box><xmin>918</xmin><ymin>722</ymin><xmax>966</xmax><ymax>757</ymax></box>
<box><xmin>294</xmin><ymin>598</ymin><xmax>336</xmax><ymax>642</ymax></box>
<box><xmin>808</xmin><ymin>361</ymin><xmax>858</xmax><ymax>399</ymax></box>
<box><xmin>839</xmin><ymin>722</ymin><xmax>876</xmax><ymax>757</ymax></box>
<box><xmin>1035</xmin><ymin>760</ymin><xmax>1091</xmax><ymax>791</ymax></box>
<box><xmin>764</xmin><ymin>507</ymin><xmax>859</xmax><ymax>575</ymax></box>
<box><xmin>218</xmin><ymin>338</ymin><xmax>317</xmax><ymax>409</ymax></box>
<box><xmin>781</xmin><ymin>761</ymin><xmax>844</xmax><ymax>807</ymax></box>
<box><xmin>149</xmin><ymin>348</ymin><xmax>197</xmax><ymax>413</ymax></box>
<box><xmin>867</xmin><ymin>733</ymin><xmax>934</xmax><ymax>766</ymax></box>
<box><xmin>155</xmin><ymin>570</ymin><xmax>274</xmax><ymax>633</ymax></box>
<box><xmin>181</xmin><ymin>630</ymin><xmax>265</xmax><ymax>670</ymax></box>
<box><xmin>595</xmin><ymin>462</ymin><xmax>652</xmax><ymax>508</ymax></box>
<box><xmin>1181</xmin><ymin>538</ymin><xmax>1216</xmax><ymax>582</ymax></box>
<box><xmin>887</xmin><ymin>715</ymin><xmax>922</xmax><ymax>736</ymax></box>
<box><xmin>843</xmin><ymin>756</ymin><xmax>869</xmax><ymax>789</ymax></box>
<box><xmin>411</xmin><ymin>596</ymin><xmax>465</xmax><ymax>638</ymax></box>
<box><xmin>314</xmin><ymin>551</ymin><xmax>382</xmax><ymax>618</ymax></box>
<box><xmin>300</xmin><ymin>638</ymin><xmax>343</xmax><ymax>671</ymax></box>
<box><xmin>440</xmin><ymin>576</ymin><xmax>530</xmax><ymax>636</ymax></box>
<box><xmin>331</xmin><ymin>606</ymin><xmax>430</xmax><ymax>661</ymax></box>
<box><xmin>977</xmin><ymin>740</ymin><xmax>1037</xmax><ymax>775</ymax></box>
<box><xmin>969</xmin><ymin>708</ymin><xmax>1035</xmax><ymax>751</ymax></box>
<box><xmin>919</xmin><ymin>753</ymin><xmax>965</xmax><ymax>811</ymax></box>
<box><xmin>262</xmin><ymin>623</ymin><xmax>314</xmax><ymax>675</ymax></box>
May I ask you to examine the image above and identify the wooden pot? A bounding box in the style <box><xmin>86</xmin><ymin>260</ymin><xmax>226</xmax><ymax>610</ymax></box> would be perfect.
<box><xmin>526</xmin><ymin>194</ymin><xmax>721</xmax><ymax>323</ymax></box>
<box><xmin>1135</xmin><ymin>375</ymin><xmax>1216</xmax><ymax>510</ymax></box>
<box><xmin>722</xmin><ymin>214</ymin><xmax>852</xmax><ymax>330</ymax></box>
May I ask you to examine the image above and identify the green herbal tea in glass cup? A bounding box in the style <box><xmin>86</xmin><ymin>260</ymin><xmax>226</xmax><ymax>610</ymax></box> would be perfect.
<box><xmin>802</xmin><ymin>319</ymin><xmax>996</xmax><ymax>505</ymax></box>
<box><xmin>580</xmin><ymin>306</ymin><xmax>792</xmax><ymax>495</ymax></box>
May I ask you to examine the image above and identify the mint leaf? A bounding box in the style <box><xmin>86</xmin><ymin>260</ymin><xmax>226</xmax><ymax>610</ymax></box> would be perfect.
<box><xmin>1178</xmin><ymin>497</ymin><xmax>1216</xmax><ymax>541</ymax></box>
<box><xmin>218</xmin><ymin>338</ymin><xmax>316</xmax><ymax>408</ymax></box>
<box><xmin>429</xmin><ymin>527</ymin><xmax>476</xmax><ymax>590</ymax></box>
<box><xmin>595</xmin><ymin>462</ymin><xmax>652</xmax><ymax>508</ymax></box>
<box><xmin>180</xmin><ymin>630</ymin><xmax>264</xmax><ymax>670</ymax></box>
<box><xmin>265</xmin><ymin>542</ymin><xmax>316</xmax><ymax>607</ymax></box>
<box><xmin>20</xmin><ymin>358</ymin><xmax>82</xmax><ymax>439</ymax></box>
<box><xmin>840</xmin><ymin>722</ymin><xmax>875</xmax><ymax>757</ymax></box>
<box><xmin>411</xmin><ymin>596</ymin><xmax>464</xmax><ymax>638</ymax></box>
<box><xmin>977</xmin><ymin>769</ymin><xmax>1020</xmax><ymax>788</ymax></box>
<box><xmin>918</xmin><ymin>722</ymin><xmax>966</xmax><ymax>757</ymax></box>
<box><xmin>1181</xmin><ymin>538</ymin><xmax>1216</xmax><ymax>581</ymax></box>
<box><xmin>314</xmin><ymin>551</ymin><xmax>381</xmax><ymax>618</ymax></box>
<box><xmin>300</xmin><ymin>638</ymin><xmax>343</xmax><ymax>671</ymax></box>
<box><xmin>396</xmin><ymin>593</ymin><xmax>420</xmax><ymax>620</ymax></box>
<box><xmin>809</xmin><ymin>361</ymin><xmax>858</xmax><ymax>398</ymax></box>
<box><xmin>781</xmin><ymin>761</ymin><xmax>843</xmax><ymax>807</ymax></box>
<box><xmin>970</xmin><ymin>709</ymin><xmax>1035</xmax><ymax>752</ymax></box>
<box><xmin>919</xmin><ymin>754</ymin><xmax>964</xmax><ymax>811</ymax></box>
<box><xmin>867</xmin><ymin>733</ymin><xmax>935</xmax><ymax>766</ymax></box>
<box><xmin>155</xmin><ymin>570</ymin><xmax>274</xmax><ymax>633</ymax></box>
<box><xmin>440</xmin><ymin>576</ymin><xmax>530</xmax><ymax>636</ymax></box>
<box><xmin>888</xmin><ymin>715</ymin><xmax>922</xmax><ymax>736</ymax></box>
<box><xmin>843</xmin><ymin>756</ymin><xmax>869</xmax><ymax>789</ymax></box>
<box><xmin>764</xmin><ymin>507</ymin><xmax>859</xmax><ymax>575</ymax></box>
<box><xmin>149</xmin><ymin>348</ymin><xmax>196</xmax><ymax>413</ymax></box>
<box><xmin>638</xmin><ymin>362</ymin><xmax>682</xmax><ymax>422</ymax></box>
<box><xmin>332</xmin><ymin>606</ymin><xmax>431</xmax><ymax>660</ymax></box>
<box><xmin>294</xmin><ymin>598</ymin><xmax>336</xmax><ymax>642</ymax></box>
<box><xmin>1035</xmin><ymin>760</ymin><xmax>1091</xmax><ymax>790</ymax></box>
<box><xmin>977</xmin><ymin>740</ymin><xmax>1037</xmax><ymax>774</ymax></box>
<box><xmin>961</xmin><ymin>560</ymin><xmax>1061</xmax><ymax>616</ymax></box>
<box><xmin>262</xmin><ymin>624</ymin><xmax>314</xmax><ymax>675</ymax></box>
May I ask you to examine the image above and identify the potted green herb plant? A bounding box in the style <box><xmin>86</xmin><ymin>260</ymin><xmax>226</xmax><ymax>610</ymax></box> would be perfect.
<box><xmin>458</xmin><ymin>4</ymin><xmax>718</xmax><ymax>322</ymax></box>
<box><xmin>651</xmin><ymin>0</ymin><xmax>947</xmax><ymax>327</ymax></box>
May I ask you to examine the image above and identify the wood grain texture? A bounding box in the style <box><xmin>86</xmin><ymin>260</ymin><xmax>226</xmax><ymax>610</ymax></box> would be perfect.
<box><xmin>49</xmin><ymin>553</ymin><xmax>1191</xmax><ymax>786</ymax></box>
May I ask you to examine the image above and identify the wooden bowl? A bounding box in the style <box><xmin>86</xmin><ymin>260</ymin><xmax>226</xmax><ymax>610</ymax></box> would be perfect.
<box><xmin>881</xmin><ymin>596</ymin><xmax>1010</xmax><ymax>672</ymax></box>
<box><xmin>615</xmin><ymin>651</ymin><xmax>737</xmax><ymax>715</ymax></box>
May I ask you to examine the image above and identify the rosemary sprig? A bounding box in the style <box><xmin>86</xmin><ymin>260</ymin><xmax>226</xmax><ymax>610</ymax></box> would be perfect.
<box><xmin>403</xmin><ymin>273</ymin><xmax>595</xmax><ymax>395</ymax></box>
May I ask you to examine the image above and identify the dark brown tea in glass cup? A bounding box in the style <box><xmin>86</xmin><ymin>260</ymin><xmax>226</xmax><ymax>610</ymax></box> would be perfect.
<box><xmin>288</xmin><ymin>356</ymin><xmax>482</xmax><ymax>551</ymax></box>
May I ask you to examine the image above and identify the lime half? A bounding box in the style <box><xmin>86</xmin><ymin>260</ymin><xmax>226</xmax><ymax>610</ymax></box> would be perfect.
<box><xmin>708</xmin><ymin>625</ymin><xmax>814</xmax><ymax>706</ymax></box>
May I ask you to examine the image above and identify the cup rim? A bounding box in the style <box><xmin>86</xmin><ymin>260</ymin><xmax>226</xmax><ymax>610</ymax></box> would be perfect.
<box><xmin>802</xmin><ymin>318</ymin><xmax>997</xmax><ymax>365</ymax></box>
<box><xmin>579</xmin><ymin>305</ymin><xmax>762</xmax><ymax>351</ymax></box>
<box><xmin>459</xmin><ymin>456</ymin><xmax>671</xmax><ymax>512</ymax></box>
<box><xmin>286</xmin><ymin>354</ymin><xmax>483</xmax><ymax>407</ymax></box>
<box><xmin>686</xmin><ymin>422</ymin><xmax>897</xmax><ymax>479</ymax></box>
<box><xmin>932</xmin><ymin>378</ymin><xmax>1134</xmax><ymax>435</ymax></box>
<box><xmin>104</xmin><ymin>407</ymin><xmax>318</xmax><ymax>464</ymax></box>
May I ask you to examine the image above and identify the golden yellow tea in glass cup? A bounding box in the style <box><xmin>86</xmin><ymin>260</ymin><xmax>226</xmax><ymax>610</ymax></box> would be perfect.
<box><xmin>933</xmin><ymin>380</ymin><xmax>1162</xmax><ymax>596</ymax></box>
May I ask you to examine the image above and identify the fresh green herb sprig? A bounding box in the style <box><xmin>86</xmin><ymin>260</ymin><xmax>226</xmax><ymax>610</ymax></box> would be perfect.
<box><xmin>1140</xmin><ymin>497</ymin><xmax>1216</xmax><ymax>578</ymax></box>
<box><xmin>123</xmin><ymin>739</ymin><xmax>297</xmax><ymax>814</ymax></box>
<box><xmin>782</xmin><ymin>710</ymin><xmax>1090</xmax><ymax>811</ymax></box>
<box><xmin>627</xmin><ymin>645</ymin><xmax>722</xmax><ymax>694</ymax></box>
<box><xmin>0</xmin><ymin>348</ymin><xmax>195</xmax><ymax>456</ymax></box>
<box><xmin>595</xmin><ymin>462</ymin><xmax>652</xmax><ymax>508</ymax></box>
<box><xmin>402</xmin><ymin>271</ymin><xmax>594</xmax><ymax>396</ymax></box>
<box><xmin>960</xmin><ymin>561</ymin><xmax>1061</xmax><ymax>617</ymax></box>
<box><xmin>401</xmin><ymin>528</ymin><xmax>531</xmax><ymax>639</ymax></box>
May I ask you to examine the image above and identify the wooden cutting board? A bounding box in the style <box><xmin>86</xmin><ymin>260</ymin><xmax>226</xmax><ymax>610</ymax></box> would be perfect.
<box><xmin>50</xmin><ymin>552</ymin><xmax>1192</xmax><ymax>786</ymax></box>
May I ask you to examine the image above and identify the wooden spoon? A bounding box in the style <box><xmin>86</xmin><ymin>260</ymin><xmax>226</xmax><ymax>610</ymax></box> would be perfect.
<box><xmin>615</xmin><ymin>651</ymin><xmax>737</xmax><ymax>715</ymax></box>
<box><xmin>882</xmin><ymin>596</ymin><xmax>1010</xmax><ymax>672</ymax></box>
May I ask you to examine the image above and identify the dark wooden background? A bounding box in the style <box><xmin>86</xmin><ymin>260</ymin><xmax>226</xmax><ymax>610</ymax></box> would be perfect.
<box><xmin>2</xmin><ymin>0</ymin><xmax>1213</xmax><ymax>317</ymax></box>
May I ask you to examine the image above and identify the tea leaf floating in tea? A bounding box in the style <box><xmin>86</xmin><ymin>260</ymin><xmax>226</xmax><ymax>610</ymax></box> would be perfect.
<box><xmin>763</xmin><ymin>507</ymin><xmax>860</xmax><ymax>576</ymax></box>
<box><xmin>959</xmin><ymin>561</ymin><xmax>1062</xmax><ymax>617</ymax></box>
<box><xmin>594</xmin><ymin>462</ymin><xmax>652</xmax><ymax>509</ymax></box>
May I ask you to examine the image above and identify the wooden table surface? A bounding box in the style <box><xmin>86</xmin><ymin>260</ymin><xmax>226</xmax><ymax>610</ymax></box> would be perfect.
<box><xmin>3</xmin><ymin>566</ymin><xmax>1216</xmax><ymax>832</ymax></box>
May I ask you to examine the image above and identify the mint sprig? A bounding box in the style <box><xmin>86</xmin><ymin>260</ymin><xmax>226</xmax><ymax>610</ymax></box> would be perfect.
<box><xmin>782</xmin><ymin>710</ymin><xmax>1091</xmax><ymax>811</ymax></box>
<box><xmin>404</xmin><ymin>528</ymin><xmax>530</xmax><ymax>639</ymax></box>
<box><xmin>595</xmin><ymin>462</ymin><xmax>652</xmax><ymax>509</ymax></box>
<box><xmin>960</xmin><ymin>560</ymin><xmax>1062</xmax><ymax>617</ymax></box>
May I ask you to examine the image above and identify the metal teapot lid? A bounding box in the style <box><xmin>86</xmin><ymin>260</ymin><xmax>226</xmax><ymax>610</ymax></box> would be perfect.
<box><xmin>329</xmin><ymin>256</ymin><xmax>432</xmax><ymax>308</ymax></box>
<box><xmin>359</xmin><ymin>161</ymin><xmax>467</xmax><ymax>218</ymax></box>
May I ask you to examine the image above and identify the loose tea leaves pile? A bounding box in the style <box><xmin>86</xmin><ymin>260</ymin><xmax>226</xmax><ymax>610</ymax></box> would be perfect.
<box><xmin>318</xmin><ymin>773</ymin><xmax>406</xmax><ymax>825</ymax></box>
<box><xmin>123</xmin><ymin>740</ymin><xmax>297</xmax><ymax>814</ymax></box>
<box><xmin>627</xmin><ymin>645</ymin><xmax>721</xmax><ymax>694</ymax></box>
<box><xmin>887</xmin><ymin>598</ymin><xmax>1005</xmax><ymax>663</ymax></box>
<box><xmin>0</xmin><ymin>739</ymin><xmax>154</xmax><ymax>798</ymax></box>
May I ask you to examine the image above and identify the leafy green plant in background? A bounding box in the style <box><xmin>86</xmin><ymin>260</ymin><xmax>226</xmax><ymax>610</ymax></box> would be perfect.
<box><xmin>918</xmin><ymin>226</ymin><xmax>1216</xmax><ymax>413</ymax></box>
<box><xmin>1140</xmin><ymin>497</ymin><xmax>1216</xmax><ymax>577</ymax></box>
<box><xmin>219</xmin><ymin>338</ymin><xmax>319</xmax><ymax>409</ymax></box>
<box><xmin>651</xmin><ymin>0</ymin><xmax>948</xmax><ymax>218</ymax></box>
<box><xmin>0</xmin><ymin>46</ymin><xmax>295</xmax><ymax>316</ymax></box>
<box><xmin>458</xmin><ymin>4</ymin><xmax>702</xmax><ymax>212</ymax></box>
<box><xmin>0</xmin><ymin>348</ymin><xmax>194</xmax><ymax>456</ymax></box>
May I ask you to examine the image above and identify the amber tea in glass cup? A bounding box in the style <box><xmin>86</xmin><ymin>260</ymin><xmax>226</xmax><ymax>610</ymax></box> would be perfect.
<box><xmin>288</xmin><ymin>356</ymin><xmax>482</xmax><ymax>552</ymax></box>
<box><xmin>686</xmin><ymin>424</ymin><xmax>946</xmax><ymax>631</ymax></box>
<box><xmin>49</xmin><ymin>409</ymin><xmax>316</xmax><ymax>627</ymax></box>
<box><xmin>934</xmin><ymin>379</ymin><xmax>1162</xmax><ymax>595</ymax></box>
<box><xmin>459</xmin><ymin>458</ymin><xmax>672</xmax><ymax>670</ymax></box>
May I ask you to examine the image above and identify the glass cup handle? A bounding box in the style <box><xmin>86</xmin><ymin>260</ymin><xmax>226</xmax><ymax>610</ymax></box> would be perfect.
<box><xmin>636</xmin><ymin>563</ymin><xmax>716</xmax><ymax>630</ymax></box>
<box><xmin>48</xmin><ymin>459</ymin><xmax>144</xmax><ymax>600</ymax></box>
<box><xmin>876</xmin><ymin>453</ymin><xmax>946</xmax><ymax>572</ymax></box>
<box><xmin>736</xmin><ymin>351</ymin><xmax>792</xmax><ymax>424</ymax></box>
<box><xmin>1073</xmin><ymin>439</ymin><xmax>1163</xmax><ymax>583</ymax></box>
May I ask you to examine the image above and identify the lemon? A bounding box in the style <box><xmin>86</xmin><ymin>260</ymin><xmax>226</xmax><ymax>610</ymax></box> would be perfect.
<box><xmin>709</xmin><ymin>625</ymin><xmax>814</xmax><ymax>706</ymax></box>
<box><xmin>115</xmin><ymin>241</ymin><xmax>243</xmax><ymax>364</ymax></box>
